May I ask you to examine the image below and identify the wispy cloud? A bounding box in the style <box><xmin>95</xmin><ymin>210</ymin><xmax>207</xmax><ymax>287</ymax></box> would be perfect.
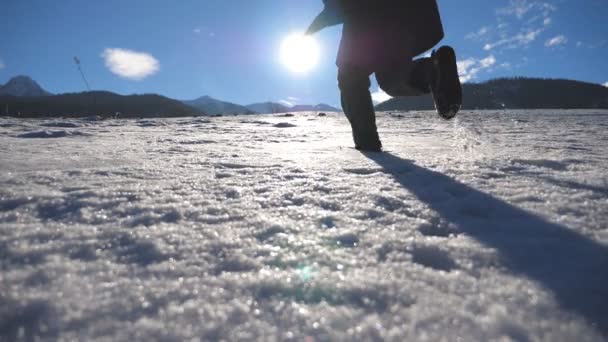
<box><xmin>278</xmin><ymin>96</ymin><xmax>300</xmax><ymax>107</ymax></box>
<box><xmin>465</xmin><ymin>26</ymin><xmax>490</xmax><ymax>41</ymax></box>
<box><xmin>278</xmin><ymin>100</ymin><xmax>294</xmax><ymax>107</ymax></box>
<box><xmin>483</xmin><ymin>29</ymin><xmax>542</xmax><ymax>51</ymax></box>
<box><xmin>576</xmin><ymin>40</ymin><xmax>607</xmax><ymax>49</ymax></box>
<box><xmin>0</xmin><ymin>58</ymin><xmax>5</xmax><ymax>70</ymax></box>
<box><xmin>101</xmin><ymin>48</ymin><xmax>159</xmax><ymax>81</ymax></box>
<box><xmin>497</xmin><ymin>0</ymin><xmax>556</xmax><ymax>20</ymax></box>
<box><xmin>371</xmin><ymin>88</ymin><xmax>392</xmax><ymax>105</ymax></box>
<box><xmin>545</xmin><ymin>35</ymin><xmax>568</xmax><ymax>47</ymax></box>
<box><xmin>481</xmin><ymin>1</ymin><xmax>557</xmax><ymax>52</ymax></box>
<box><xmin>458</xmin><ymin>55</ymin><xmax>497</xmax><ymax>82</ymax></box>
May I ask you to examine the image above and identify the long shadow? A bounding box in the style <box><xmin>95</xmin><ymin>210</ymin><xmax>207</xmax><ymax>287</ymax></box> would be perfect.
<box><xmin>364</xmin><ymin>152</ymin><xmax>608</xmax><ymax>336</ymax></box>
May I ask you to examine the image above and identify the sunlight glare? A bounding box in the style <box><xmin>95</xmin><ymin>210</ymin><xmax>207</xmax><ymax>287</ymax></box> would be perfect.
<box><xmin>280</xmin><ymin>33</ymin><xmax>320</xmax><ymax>74</ymax></box>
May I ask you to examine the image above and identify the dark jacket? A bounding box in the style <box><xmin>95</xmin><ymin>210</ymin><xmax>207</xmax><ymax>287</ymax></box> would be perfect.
<box><xmin>308</xmin><ymin>0</ymin><xmax>444</xmax><ymax>71</ymax></box>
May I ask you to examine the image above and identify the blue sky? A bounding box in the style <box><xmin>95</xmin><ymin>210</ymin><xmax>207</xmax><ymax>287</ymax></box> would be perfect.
<box><xmin>1</xmin><ymin>0</ymin><xmax>607</xmax><ymax>107</ymax></box>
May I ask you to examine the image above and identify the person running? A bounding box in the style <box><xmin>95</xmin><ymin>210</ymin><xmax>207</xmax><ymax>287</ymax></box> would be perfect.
<box><xmin>307</xmin><ymin>0</ymin><xmax>462</xmax><ymax>151</ymax></box>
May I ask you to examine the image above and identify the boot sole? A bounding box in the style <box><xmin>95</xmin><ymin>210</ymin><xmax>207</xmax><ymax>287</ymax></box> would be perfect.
<box><xmin>432</xmin><ymin>46</ymin><xmax>462</xmax><ymax>120</ymax></box>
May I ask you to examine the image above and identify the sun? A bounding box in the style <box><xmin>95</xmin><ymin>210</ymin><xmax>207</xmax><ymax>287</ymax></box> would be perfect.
<box><xmin>280</xmin><ymin>33</ymin><xmax>320</xmax><ymax>74</ymax></box>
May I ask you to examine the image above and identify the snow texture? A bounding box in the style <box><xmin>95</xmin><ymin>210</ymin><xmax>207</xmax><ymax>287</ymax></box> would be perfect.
<box><xmin>1</xmin><ymin>110</ymin><xmax>608</xmax><ymax>341</ymax></box>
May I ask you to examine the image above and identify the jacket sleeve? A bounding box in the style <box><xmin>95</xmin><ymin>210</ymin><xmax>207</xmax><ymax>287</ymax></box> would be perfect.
<box><xmin>306</xmin><ymin>0</ymin><xmax>344</xmax><ymax>35</ymax></box>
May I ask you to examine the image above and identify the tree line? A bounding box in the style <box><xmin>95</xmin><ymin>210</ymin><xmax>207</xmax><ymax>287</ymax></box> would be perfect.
<box><xmin>376</xmin><ymin>77</ymin><xmax>608</xmax><ymax>111</ymax></box>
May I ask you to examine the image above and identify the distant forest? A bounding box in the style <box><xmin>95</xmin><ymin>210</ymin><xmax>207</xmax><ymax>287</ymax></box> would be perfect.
<box><xmin>376</xmin><ymin>77</ymin><xmax>608</xmax><ymax>111</ymax></box>
<box><xmin>0</xmin><ymin>91</ymin><xmax>201</xmax><ymax>118</ymax></box>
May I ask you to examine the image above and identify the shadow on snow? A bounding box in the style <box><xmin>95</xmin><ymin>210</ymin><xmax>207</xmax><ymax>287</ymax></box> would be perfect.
<box><xmin>364</xmin><ymin>152</ymin><xmax>608</xmax><ymax>336</ymax></box>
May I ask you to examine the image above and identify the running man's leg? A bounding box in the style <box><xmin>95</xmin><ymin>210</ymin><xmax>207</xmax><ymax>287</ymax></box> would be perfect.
<box><xmin>375</xmin><ymin>58</ymin><xmax>432</xmax><ymax>97</ymax></box>
<box><xmin>338</xmin><ymin>66</ymin><xmax>382</xmax><ymax>151</ymax></box>
<box><xmin>375</xmin><ymin>48</ymin><xmax>462</xmax><ymax>119</ymax></box>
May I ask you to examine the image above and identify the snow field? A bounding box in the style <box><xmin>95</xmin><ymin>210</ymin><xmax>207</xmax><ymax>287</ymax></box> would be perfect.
<box><xmin>1</xmin><ymin>110</ymin><xmax>607</xmax><ymax>341</ymax></box>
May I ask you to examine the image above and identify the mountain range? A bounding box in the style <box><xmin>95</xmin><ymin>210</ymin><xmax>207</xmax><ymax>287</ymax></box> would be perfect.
<box><xmin>183</xmin><ymin>96</ymin><xmax>255</xmax><ymax>116</ymax></box>
<box><xmin>245</xmin><ymin>102</ymin><xmax>291</xmax><ymax>114</ymax></box>
<box><xmin>0</xmin><ymin>76</ymin><xmax>341</xmax><ymax>117</ymax></box>
<box><xmin>182</xmin><ymin>97</ymin><xmax>341</xmax><ymax>116</ymax></box>
<box><xmin>1</xmin><ymin>91</ymin><xmax>199</xmax><ymax>118</ymax></box>
<box><xmin>2</xmin><ymin>75</ymin><xmax>607</xmax><ymax>118</ymax></box>
<box><xmin>291</xmin><ymin>103</ymin><xmax>341</xmax><ymax>112</ymax></box>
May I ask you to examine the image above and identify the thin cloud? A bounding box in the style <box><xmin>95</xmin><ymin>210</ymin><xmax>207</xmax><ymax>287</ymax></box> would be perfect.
<box><xmin>278</xmin><ymin>96</ymin><xmax>301</xmax><ymax>107</ymax></box>
<box><xmin>278</xmin><ymin>99</ymin><xmax>296</xmax><ymax>107</ymax></box>
<box><xmin>497</xmin><ymin>0</ymin><xmax>556</xmax><ymax>20</ymax></box>
<box><xmin>576</xmin><ymin>40</ymin><xmax>607</xmax><ymax>49</ymax></box>
<box><xmin>102</xmin><ymin>48</ymin><xmax>159</xmax><ymax>81</ymax></box>
<box><xmin>480</xmin><ymin>55</ymin><xmax>497</xmax><ymax>68</ymax></box>
<box><xmin>497</xmin><ymin>0</ymin><xmax>535</xmax><ymax>19</ymax></box>
<box><xmin>0</xmin><ymin>58</ymin><xmax>5</xmax><ymax>70</ymax></box>
<box><xmin>484</xmin><ymin>28</ymin><xmax>542</xmax><ymax>51</ymax></box>
<box><xmin>458</xmin><ymin>55</ymin><xmax>497</xmax><ymax>83</ymax></box>
<box><xmin>465</xmin><ymin>26</ymin><xmax>490</xmax><ymax>41</ymax></box>
<box><xmin>481</xmin><ymin>1</ymin><xmax>557</xmax><ymax>52</ymax></box>
<box><xmin>371</xmin><ymin>88</ymin><xmax>393</xmax><ymax>105</ymax></box>
<box><xmin>545</xmin><ymin>35</ymin><xmax>568</xmax><ymax>47</ymax></box>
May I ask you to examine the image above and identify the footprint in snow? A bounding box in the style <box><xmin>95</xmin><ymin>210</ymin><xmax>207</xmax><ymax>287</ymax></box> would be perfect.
<box><xmin>418</xmin><ymin>223</ymin><xmax>459</xmax><ymax>238</ymax></box>
<box><xmin>39</xmin><ymin>122</ymin><xmax>82</xmax><ymax>128</ymax></box>
<box><xmin>16</xmin><ymin>130</ymin><xmax>90</xmax><ymax>139</ymax></box>
<box><xmin>255</xmin><ymin>225</ymin><xmax>286</xmax><ymax>242</ymax></box>
<box><xmin>332</xmin><ymin>232</ymin><xmax>359</xmax><ymax>247</ymax></box>
<box><xmin>510</xmin><ymin>159</ymin><xmax>569</xmax><ymax>171</ymax></box>
<box><xmin>274</xmin><ymin>122</ymin><xmax>297</xmax><ymax>128</ymax></box>
<box><xmin>343</xmin><ymin>167</ymin><xmax>383</xmax><ymax>175</ymax></box>
<box><xmin>411</xmin><ymin>245</ymin><xmax>457</xmax><ymax>272</ymax></box>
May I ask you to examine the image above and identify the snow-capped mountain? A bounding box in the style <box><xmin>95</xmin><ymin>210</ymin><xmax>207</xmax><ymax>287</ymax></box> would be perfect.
<box><xmin>246</xmin><ymin>102</ymin><xmax>340</xmax><ymax>114</ymax></box>
<box><xmin>291</xmin><ymin>103</ymin><xmax>341</xmax><ymax>112</ymax></box>
<box><xmin>0</xmin><ymin>75</ymin><xmax>52</xmax><ymax>97</ymax></box>
<box><xmin>246</xmin><ymin>102</ymin><xmax>291</xmax><ymax>114</ymax></box>
<box><xmin>183</xmin><ymin>95</ymin><xmax>255</xmax><ymax>116</ymax></box>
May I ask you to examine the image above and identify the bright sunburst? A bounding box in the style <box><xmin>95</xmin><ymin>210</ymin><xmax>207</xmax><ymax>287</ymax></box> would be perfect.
<box><xmin>280</xmin><ymin>33</ymin><xmax>320</xmax><ymax>74</ymax></box>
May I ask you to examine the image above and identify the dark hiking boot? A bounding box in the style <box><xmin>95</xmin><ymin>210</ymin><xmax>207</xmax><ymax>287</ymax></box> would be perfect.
<box><xmin>353</xmin><ymin>131</ymin><xmax>382</xmax><ymax>152</ymax></box>
<box><xmin>430</xmin><ymin>46</ymin><xmax>462</xmax><ymax>120</ymax></box>
<box><xmin>355</xmin><ymin>142</ymin><xmax>382</xmax><ymax>152</ymax></box>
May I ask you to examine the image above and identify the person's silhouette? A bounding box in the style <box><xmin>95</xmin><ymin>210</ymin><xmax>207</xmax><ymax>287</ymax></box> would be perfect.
<box><xmin>307</xmin><ymin>0</ymin><xmax>462</xmax><ymax>151</ymax></box>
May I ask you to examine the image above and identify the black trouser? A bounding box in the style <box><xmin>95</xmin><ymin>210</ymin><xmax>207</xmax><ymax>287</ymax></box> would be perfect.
<box><xmin>338</xmin><ymin>57</ymin><xmax>431</xmax><ymax>149</ymax></box>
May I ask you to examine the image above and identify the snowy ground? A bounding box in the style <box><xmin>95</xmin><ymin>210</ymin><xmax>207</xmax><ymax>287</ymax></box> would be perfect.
<box><xmin>1</xmin><ymin>110</ymin><xmax>607</xmax><ymax>341</ymax></box>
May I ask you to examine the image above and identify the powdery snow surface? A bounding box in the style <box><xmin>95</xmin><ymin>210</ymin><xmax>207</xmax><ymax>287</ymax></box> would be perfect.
<box><xmin>1</xmin><ymin>110</ymin><xmax>608</xmax><ymax>341</ymax></box>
